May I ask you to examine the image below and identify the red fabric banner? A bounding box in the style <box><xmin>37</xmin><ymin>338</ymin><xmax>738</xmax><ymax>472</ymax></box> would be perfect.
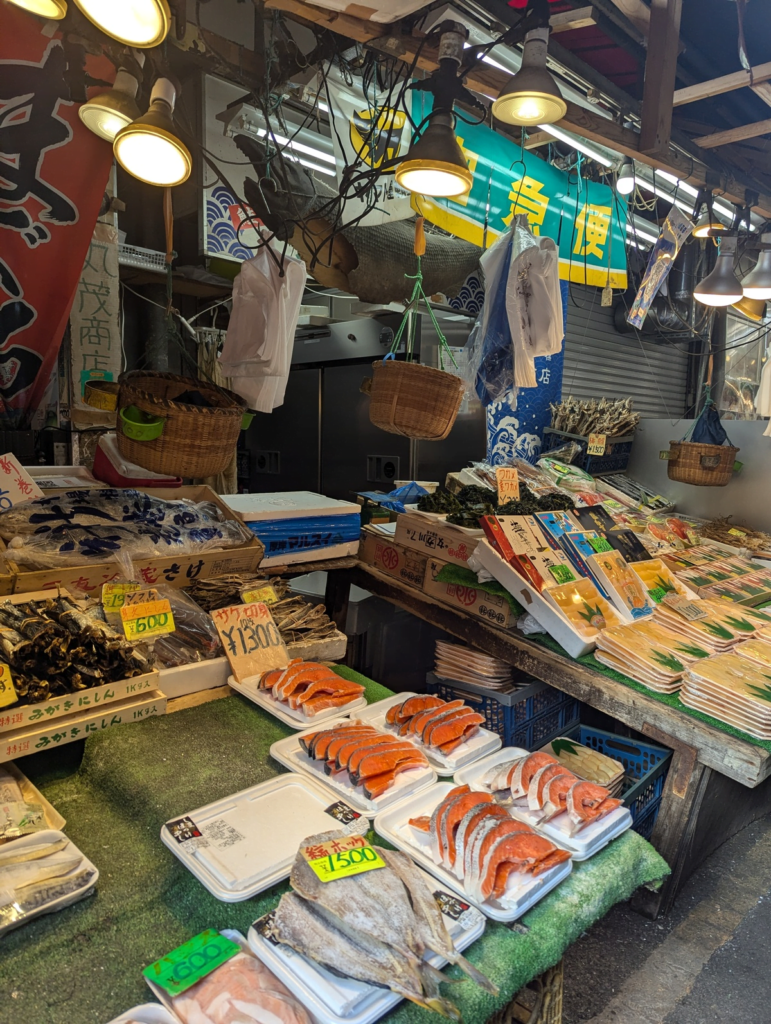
<box><xmin>0</xmin><ymin>5</ymin><xmax>114</xmax><ymax>425</ymax></box>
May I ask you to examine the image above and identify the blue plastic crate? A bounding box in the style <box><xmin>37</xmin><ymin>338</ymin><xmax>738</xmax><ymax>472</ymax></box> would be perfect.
<box><xmin>631</xmin><ymin>798</ymin><xmax>662</xmax><ymax>842</ymax></box>
<box><xmin>426</xmin><ymin>672</ymin><xmax>582</xmax><ymax>749</ymax></box>
<box><xmin>562</xmin><ymin>725</ymin><xmax>672</xmax><ymax>827</ymax></box>
<box><xmin>542</xmin><ymin>428</ymin><xmax>634</xmax><ymax>476</ymax></box>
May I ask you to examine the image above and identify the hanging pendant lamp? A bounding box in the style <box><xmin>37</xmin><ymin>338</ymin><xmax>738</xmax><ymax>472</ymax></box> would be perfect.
<box><xmin>491</xmin><ymin>27</ymin><xmax>567</xmax><ymax>126</ymax></box>
<box><xmin>742</xmin><ymin>233</ymin><xmax>771</xmax><ymax>299</ymax></box>
<box><xmin>72</xmin><ymin>0</ymin><xmax>170</xmax><ymax>47</ymax></box>
<box><xmin>616</xmin><ymin>158</ymin><xmax>635</xmax><ymax>196</ymax></box>
<box><xmin>113</xmin><ymin>78</ymin><xmax>192</xmax><ymax>186</ymax></box>
<box><xmin>5</xmin><ymin>0</ymin><xmax>67</xmax><ymax>17</ymax></box>
<box><xmin>395</xmin><ymin>111</ymin><xmax>472</xmax><ymax>198</ymax></box>
<box><xmin>79</xmin><ymin>59</ymin><xmax>143</xmax><ymax>142</ymax></box>
<box><xmin>694</xmin><ymin>237</ymin><xmax>743</xmax><ymax>307</ymax></box>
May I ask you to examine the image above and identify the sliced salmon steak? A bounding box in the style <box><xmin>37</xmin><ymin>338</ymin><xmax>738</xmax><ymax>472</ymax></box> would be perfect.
<box><xmin>453</xmin><ymin>804</ymin><xmax>509</xmax><ymax>879</ymax></box>
<box><xmin>477</xmin><ymin>831</ymin><xmax>570</xmax><ymax>902</ymax></box>
<box><xmin>361</xmin><ymin>757</ymin><xmax>429</xmax><ymax>799</ymax></box>
<box><xmin>441</xmin><ymin>792</ymin><xmax>496</xmax><ymax>869</ymax></box>
<box><xmin>468</xmin><ymin>817</ymin><xmax>536</xmax><ymax>891</ymax></box>
<box><xmin>335</xmin><ymin>734</ymin><xmax>399</xmax><ymax>771</ymax></box>
<box><xmin>259</xmin><ymin>667</ymin><xmax>285</xmax><ymax>690</ymax></box>
<box><xmin>350</xmin><ymin>745</ymin><xmax>428</xmax><ymax>785</ymax></box>
<box><xmin>288</xmin><ymin>673</ymin><xmax>357</xmax><ymax>709</ymax></box>
<box><xmin>407</xmin><ymin>700</ymin><xmax>465</xmax><ymax>738</ymax></box>
<box><xmin>322</xmin><ymin>727</ymin><xmax>379</xmax><ymax>763</ymax></box>
<box><xmin>539</xmin><ymin>772</ymin><xmax>579</xmax><ymax>822</ymax></box>
<box><xmin>274</xmin><ymin>662</ymin><xmax>330</xmax><ymax>701</ymax></box>
<box><xmin>408</xmin><ymin>815</ymin><xmax>431</xmax><ymax>832</ymax></box>
<box><xmin>510</xmin><ymin>753</ymin><xmax>560</xmax><ymax>800</ymax></box>
<box><xmin>387</xmin><ymin>695</ymin><xmax>445</xmax><ymax>726</ymax></box>
<box><xmin>566</xmin><ymin>781</ymin><xmax>623</xmax><ymax>834</ymax></box>
<box><xmin>303</xmin><ymin>691</ymin><xmax>364</xmax><ymax>716</ymax></box>
<box><xmin>428</xmin><ymin>785</ymin><xmax>470</xmax><ymax>864</ymax></box>
<box><xmin>303</xmin><ymin>723</ymin><xmax>373</xmax><ymax>759</ymax></box>
<box><xmin>424</xmin><ymin>710</ymin><xmax>485</xmax><ymax>749</ymax></box>
<box><xmin>527</xmin><ymin>763</ymin><xmax>569</xmax><ymax>811</ymax></box>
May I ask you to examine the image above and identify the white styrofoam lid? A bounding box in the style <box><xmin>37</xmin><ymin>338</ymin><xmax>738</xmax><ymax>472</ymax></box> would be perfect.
<box><xmin>107</xmin><ymin>1005</ymin><xmax>182</xmax><ymax>1024</ymax></box>
<box><xmin>161</xmin><ymin>774</ymin><xmax>367</xmax><ymax>901</ymax></box>
<box><xmin>222</xmin><ymin>491</ymin><xmax>360</xmax><ymax>520</ymax></box>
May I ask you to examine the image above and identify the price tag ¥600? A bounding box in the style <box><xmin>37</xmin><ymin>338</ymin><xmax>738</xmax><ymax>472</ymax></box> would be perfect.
<box><xmin>121</xmin><ymin>599</ymin><xmax>175</xmax><ymax>640</ymax></box>
<box><xmin>301</xmin><ymin>835</ymin><xmax>385</xmax><ymax>883</ymax></box>
<box><xmin>143</xmin><ymin>929</ymin><xmax>240</xmax><ymax>997</ymax></box>
<box><xmin>0</xmin><ymin>664</ymin><xmax>18</xmax><ymax>709</ymax></box>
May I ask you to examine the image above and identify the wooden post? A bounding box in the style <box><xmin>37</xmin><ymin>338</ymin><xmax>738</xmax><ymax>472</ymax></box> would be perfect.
<box><xmin>639</xmin><ymin>0</ymin><xmax>683</xmax><ymax>156</ymax></box>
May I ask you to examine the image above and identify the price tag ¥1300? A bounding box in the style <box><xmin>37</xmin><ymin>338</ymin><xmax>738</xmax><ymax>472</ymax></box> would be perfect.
<box><xmin>121</xmin><ymin>599</ymin><xmax>175</xmax><ymax>640</ymax></box>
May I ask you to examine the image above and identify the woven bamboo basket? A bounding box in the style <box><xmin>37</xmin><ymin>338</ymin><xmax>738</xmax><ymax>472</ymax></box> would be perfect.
<box><xmin>666</xmin><ymin>440</ymin><xmax>739</xmax><ymax>487</ymax></box>
<box><xmin>487</xmin><ymin>960</ymin><xmax>563</xmax><ymax>1024</ymax></box>
<box><xmin>366</xmin><ymin>359</ymin><xmax>465</xmax><ymax>440</ymax></box>
<box><xmin>117</xmin><ymin>371</ymin><xmax>246</xmax><ymax>479</ymax></box>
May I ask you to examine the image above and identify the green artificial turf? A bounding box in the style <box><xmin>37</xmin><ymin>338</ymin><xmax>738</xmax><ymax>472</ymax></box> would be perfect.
<box><xmin>0</xmin><ymin>670</ymin><xmax>667</xmax><ymax>1024</ymax></box>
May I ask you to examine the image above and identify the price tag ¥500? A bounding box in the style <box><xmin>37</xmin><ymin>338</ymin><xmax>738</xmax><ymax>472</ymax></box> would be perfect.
<box><xmin>0</xmin><ymin>664</ymin><xmax>17</xmax><ymax>710</ymax></box>
<box><xmin>121</xmin><ymin>599</ymin><xmax>175</xmax><ymax>640</ymax></box>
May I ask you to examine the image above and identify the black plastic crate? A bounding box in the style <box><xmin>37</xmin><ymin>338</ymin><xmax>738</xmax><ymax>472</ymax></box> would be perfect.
<box><xmin>542</xmin><ymin>428</ymin><xmax>634</xmax><ymax>476</ymax></box>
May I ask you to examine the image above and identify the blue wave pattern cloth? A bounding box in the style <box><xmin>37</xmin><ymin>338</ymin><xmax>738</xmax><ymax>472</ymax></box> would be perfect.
<box><xmin>0</xmin><ymin>489</ymin><xmax>253</xmax><ymax>567</ymax></box>
<box><xmin>247</xmin><ymin>513</ymin><xmax>361</xmax><ymax>557</ymax></box>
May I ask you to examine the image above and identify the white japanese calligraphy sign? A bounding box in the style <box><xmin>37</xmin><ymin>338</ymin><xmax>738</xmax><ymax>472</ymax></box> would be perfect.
<box><xmin>211</xmin><ymin>602</ymin><xmax>290</xmax><ymax>682</ymax></box>
<box><xmin>0</xmin><ymin>454</ymin><xmax>42</xmax><ymax>509</ymax></box>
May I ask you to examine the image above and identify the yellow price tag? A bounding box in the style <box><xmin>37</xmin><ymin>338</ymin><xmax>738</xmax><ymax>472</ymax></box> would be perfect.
<box><xmin>241</xmin><ymin>585</ymin><xmax>278</xmax><ymax>606</ymax></box>
<box><xmin>0</xmin><ymin>664</ymin><xmax>17</xmax><ymax>709</ymax></box>
<box><xmin>304</xmin><ymin>841</ymin><xmax>385</xmax><ymax>883</ymax></box>
<box><xmin>121</xmin><ymin>599</ymin><xmax>175</xmax><ymax>641</ymax></box>
<box><xmin>102</xmin><ymin>581</ymin><xmax>141</xmax><ymax>611</ymax></box>
<box><xmin>728</xmin><ymin>528</ymin><xmax>746</xmax><ymax>537</ymax></box>
<box><xmin>587</xmin><ymin>433</ymin><xmax>607</xmax><ymax>456</ymax></box>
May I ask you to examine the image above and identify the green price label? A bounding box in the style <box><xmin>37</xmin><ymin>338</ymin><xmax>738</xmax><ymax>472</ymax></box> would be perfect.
<box><xmin>648</xmin><ymin>586</ymin><xmax>668</xmax><ymax>604</ymax></box>
<box><xmin>143</xmin><ymin>929</ymin><xmax>240</xmax><ymax>996</ymax></box>
<box><xmin>589</xmin><ymin>536</ymin><xmax>613</xmax><ymax>553</ymax></box>
<box><xmin>307</xmin><ymin>844</ymin><xmax>386</xmax><ymax>883</ymax></box>
<box><xmin>548</xmin><ymin>564</ymin><xmax>577</xmax><ymax>584</ymax></box>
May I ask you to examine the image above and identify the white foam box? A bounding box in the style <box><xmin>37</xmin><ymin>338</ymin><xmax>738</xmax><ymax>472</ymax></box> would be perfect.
<box><xmin>394</xmin><ymin>512</ymin><xmax>482</xmax><ymax>569</ymax></box>
<box><xmin>0</xmin><ymin>690</ymin><xmax>166</xmax><ymax>763</ymax></box>
<box><xmin>475</xmin><ymin>540</ymin><xmax>596</xmax><ymax>659</ymax></box>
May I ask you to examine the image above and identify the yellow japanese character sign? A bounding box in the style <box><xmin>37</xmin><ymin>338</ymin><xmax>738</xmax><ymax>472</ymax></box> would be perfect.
<box><xmin>503</xmin><ymin>174</ymin><xmax>550</xmax><ymax>233</ymax></box>
<box><xmin>573</xmin><ymin>203</ymin><xmax>612</xmax><ymax>259</ymax></box>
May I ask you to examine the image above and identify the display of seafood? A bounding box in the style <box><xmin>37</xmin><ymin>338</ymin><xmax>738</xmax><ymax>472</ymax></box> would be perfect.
<box><xmin>549</xmin><ymin>397</ymin><xmax>640</xmax><ymax>438</ymax></box>
<box><xmin>0</xmin><ymin>596</ymin><xmax>149</xmax><ymax>705</ymax></box>
<box><xmin>699</xmin><ymin>517</ymin><xmax>771</xmax><ymax>555</ymax></box>
<box><xmin>185</xmin><ymin>574</ymin><xmax>290</xmax><ymax>612</ymax></box>
<box><xmin>172</xmin><ymin>949</ymin><xmax>313</xmax><ymax>1024</ymax></box>
<box><xmin>0</xmin><ymin>833</ymin><xmax>96</xmax><ymax>936</ymax></box>
<box><xmin>299</xmin><ymin>720</ymin><xmax>430</xmax><ymax>800</ymax></box>
<box><xmin>267</xmin><ymin>830</ymin><xmax>496</xmax><ymax>1019</ymax></box>
<box><xmin>259</xmin><ymin>661</ymin><xmax>365</xmax><ymax>716</ymax></box>
<box><xmin>147</xmin><ymin>587</ymin><xmax>222</xmax><ymax>668</ymax></box>
<box><xmin>384</xmin><ymin>695</ymin><xmax>485</xmax><ymax>756</ymax></box>
<box><xmin>480</xmin><ymin>754</ymin><xmax>622</xmax><ymax>834</ymax></box>
<box><xmin>0</xmin><ymin>489</ymin><xmax>253</xmax><ymax>569</ymax></box>
<box><xmin>407</xmin><ymin>785</ymin><xmax>571</xmax><ymax>902</ymax></box>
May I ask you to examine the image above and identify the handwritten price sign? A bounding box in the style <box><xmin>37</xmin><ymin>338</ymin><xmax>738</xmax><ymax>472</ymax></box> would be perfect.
<box><xmin>121</xmin><ymin>599</ymin><xmax>175</xmax><ymax>640</ymax></box>
<box><xmin>496</xmin><ymin>467</ymin><xmax>520</xmax><ymax>503</ymax></box>
<box><xmin>211</xmin><ymin>602</ymin><xmax>290</xmax><ymax>682</ymax></box>
<box><xmin>587</xmin><ymin>433</ymin><xmax>607</xmax><ymax>456</ymax></box>
<box><xmin>301</xmin><ymin>833</ymin><xmax>385</xmax><ymax>883</ymax></box>
<box><xmin>143</xmin><ymin>929</ymin><xmax>240</xmax><ymax>997</ymax></box>
<box><xmin>0</xmin><ymin>453</ymin><xmax>43</xmax><ymax>511</ymax></box>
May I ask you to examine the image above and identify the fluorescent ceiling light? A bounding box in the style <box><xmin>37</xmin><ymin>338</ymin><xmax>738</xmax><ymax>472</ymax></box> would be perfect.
<box><xmin>256</xmin><ymin>127</ymin><xmax>337</xmax><ymax>165</ymax></box>
<box><xmin>656</xmin><ymin>170</ymin><xmax>699</xmax><ymax>198</ymax></box>
<box><xmin>625</xmin><ymin>222</ymin><xmax>658</xmax><ymax>245</ymax></box>
<box><xmin>536</xmin><ymin>123</ymin><xmax>613</xmax><ymax>167</ymax></box>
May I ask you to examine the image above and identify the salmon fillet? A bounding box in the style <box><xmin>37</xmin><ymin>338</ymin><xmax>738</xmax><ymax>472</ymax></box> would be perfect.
<box><xmin>423</xmin><ymin>710</ymin><xmax>485</xmax><ymax>749</ymax></box>
<box><xmin>350</xmin><ymin>744</ymin><xmax>428</xmax><ymax>785</ymax></box>
<box><xmin>302</xmin><ymin>691</ymin><xmax>364</xmax><ymax>716</ymax></box>
<box><xmin>362</xmin><ymin>758</ymin><xmax>429</xmax><ymax>799</ymax></box>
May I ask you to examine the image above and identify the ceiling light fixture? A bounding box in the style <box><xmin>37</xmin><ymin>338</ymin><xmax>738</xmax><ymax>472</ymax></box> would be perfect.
<box><xmin>537</xmin><ymin>123</ymin><xmax>613</xmax><ymax>166</ymax></box>
<box><xmin>113</xmin><ymin>77</ymin><xmax>192</xmax><ymax>186</ymax></box>
<box><xmin>741</xmin><ymin>233</ymin><xmax>771</xmax><ymax>299</ymax></box>
<box><xmin>616</xmin><ymin>158</ymin><xmax>635</xmax><ymax>196</ymax></box>
<box><xmin>694</xmin><ymin>237</ymin><xmax>743</xmax><ymax>306</ymax></box>
<box><xmin>395</xmin><ymin>21</ymin><xmax>476</xmax><ymax>198</ymax></box>
<box><xmin>6</xmin><ymin>0</ymin><xmax>67</xmax><ymax>16</ymax></box>
<box><xmin>492</xmin><ymin>26</ymin><xmax>567</xmax><ymax>126</ymax></box>
<box><xmin>732</xmin><ymin>295</ymin><xmax>766</xmax><ymax>321</ymax></box>
<box><xmin>72</xmin><ymin>0</ymin><xmax>170</xmax><ymax>48</ymax></box>
<box><xmin>79</xmin><ymin>55</ymin><xmax>144</xmax><ymax>142</ymax></box>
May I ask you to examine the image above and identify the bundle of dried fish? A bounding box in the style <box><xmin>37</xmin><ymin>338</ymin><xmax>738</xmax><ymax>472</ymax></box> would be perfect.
<box><xmin>699</xmin><ymin>518</ymin><xmax>771</xmax><ymax>554</ymax></box>
<box><xmin>0</xmin><ymin>596</ymin><xmax>149</xmax><ymax>706</ymax></box>
<box><xmin>184</xmin><ymin>574</ymin><xmax>290</xmax><ymax>612</ymax></box>
<box><xmin>549</xmin><ymin>397</ymin><xmax>640</xmax><ymax>438</ymax></box>
<box><xmin>267</xmin><ymin>832</ymin><xmax>496</xmax><ymax>1018</ymax></box>
<box><xmin>271</xmin><ymin>597</ymin><xmax>339</xmax><ymax>645</ymax></box>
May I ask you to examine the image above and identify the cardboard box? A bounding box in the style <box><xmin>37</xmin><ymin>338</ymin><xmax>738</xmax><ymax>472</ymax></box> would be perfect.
<box><xmin>8</xmin><ymin>485</ymin><xmax>264</xmax><ymax>595</ymax></box>
<box><xmin>422</xmin><ymin>557</ymin><xmax>515</xmax><ymax>629</ymax></box>
<box><xmin>0</xmin><ymin>690</ymin><xmax>166</xmax><ymax>763</ymax></box>
<box><xmin>394</xmin><ymin>512</ymin><xmax>481</xmax><ymax>568</ymax></box>
<box><xmin>358</xmin><ymin>529</ymin><xmax>427</xmax><ymax>588</ymax></box>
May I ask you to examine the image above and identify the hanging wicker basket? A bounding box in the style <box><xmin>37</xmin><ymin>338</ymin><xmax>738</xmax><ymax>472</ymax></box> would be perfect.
<box><xmin>666</xmin><ymin>440</ymin><xmax>739</xmax><ymax>487</ymax></box>
<box><xmin>116</xmin><ymin>371</ymin><xmax>246</xmax><ymax>479</ymax></box>
<box><xmin>366</xmin><ymin>359</ymin><xmax>465</xmax><ymax>440</ymax></box>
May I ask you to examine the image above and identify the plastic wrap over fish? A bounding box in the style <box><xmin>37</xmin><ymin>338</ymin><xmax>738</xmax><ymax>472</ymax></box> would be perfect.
<box><xmin>0</xmin><ymin>489</ymin><xmax>253</xmax><ymax>569</ymax></box>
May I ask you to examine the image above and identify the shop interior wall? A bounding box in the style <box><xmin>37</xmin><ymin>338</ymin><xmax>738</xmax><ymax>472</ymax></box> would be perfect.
<box><xmin>627</xmin><ymin>418</ymin><xmax>771</xmax><ymax>530</ymax></box>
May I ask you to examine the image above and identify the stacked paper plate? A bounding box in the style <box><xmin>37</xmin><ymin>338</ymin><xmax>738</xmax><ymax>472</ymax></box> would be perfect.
<box><xmin>700</xmin><ymin>600</ymin><xmax>771</xmax><ymax>636</ymax></box>
<box><xmin>539</xmin><ymin>736</ymin><xmax>625</xmax><ymax>796</ymax></box>
<box><xmin>734</xmin><ymin>637</ymin><xmax>771</xmax><ymax>671</ymax></box>
<box><xmin>595</xmin><ymin>622</ymin><xmax>684</xmax><ymax>694</ymax></box>
<box><xmin>681</xmin><ymin>653</ymin><xmax>771</xmax><ymax>739</ymax></box>
<box><xmin>652</xmin><ymin>602</ymin><xmax>748</xmax><ymax>654</ymax></box>
<box><xmin>434</xmin><ymin>641</ymin><xmax>512</xmax><ymax>690</ymax></box>
<box><xmin>632</xmin><ymin>619</ymin><xmax>714</xmax><ymax>664</ymax></box>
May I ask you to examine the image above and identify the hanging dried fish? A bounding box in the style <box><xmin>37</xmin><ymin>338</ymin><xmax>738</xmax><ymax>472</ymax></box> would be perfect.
<box><xmin>550</xmin><ymin>397</ymin><xmax>640</xmax><ymax>438</ymax></box>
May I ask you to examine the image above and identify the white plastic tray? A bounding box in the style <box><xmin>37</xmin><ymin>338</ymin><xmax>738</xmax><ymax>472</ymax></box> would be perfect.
<box><xmin>107</xmin><ymin>1006</ymin><xmax>182</xmax><ymax>1024</ymax></box>
<box><xmin>455</xmin><ymin>748</ymin><xmax>633</xmax><ymax>862</ymax></box>
<box><xmin>270</xmin><ymin>717</ymin><xmax>437</xmax><ymax>817</ymax></box>
<box><xmin>0</xmin><ymin>829</ymin><xmax>98</xmax><ymax>936</ymax></box>
<box><xmin>229</xmin><ymin>674</ymin><xmax>367</xmax><ymax>729</ymax></box>
<box><xmin>374</xmin><ymin>782</ymin><xmax>572</xmax><ymax>922</ymax></box>
<box><xmin>247</xmin><ymin>868</ymin><xmax>486</xmax><ymax>1024</ymax></box>
<box><xmin>161</xmin><ymin>774</ymin><xmax>367</xmax><ymax>901</ymax></box>
<box><xmin>357</xmin><ymin>694</ymin><xmax>502</xmax><ymax>774</ymax></box>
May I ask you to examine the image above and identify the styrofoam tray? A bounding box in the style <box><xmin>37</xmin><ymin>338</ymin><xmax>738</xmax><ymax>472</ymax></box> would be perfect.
<box><xmin>454</xmin><ymin>748</ymin><xmax>633</xmax><ymax>862</ymax></box>
<box><xmin>270</xmin><ymin>717</ymin><xmax>437</xmax><ymax>817</ymax></box>
<box><xmin>357</xmin><ymin>694</ymin><xmax>502</xmax><ymax>774</ymax></box>
<box><xmin>107</xmin><ymin>1006</ymin><xmax>182</xmax><ymax>1024</ymax></box>
<box><xmin>248</xmin><ymin>867</ymin><xmax>486</xmax><ymax>1024</ymax></box>
<box><xmin>374</xmin><ymin>782</ymin><xmax>572</xmax><ymax>922</ymax></box>
<box><xmin>229</xmin><ymin>673</ymin><xmax>367</xmax><ymax>729</ymax></box>
<box><xmin>161</xmin><ymin>774</ymin><xmax>367</xmax><ymax>901</ymax></box>
<box><xmin>0</xmin><ymin>829</ymin><xmax>98</xmax><ymax>936</ymax></box>
<box><xmin>146</xmin><ymin>931</ymin><xmax>255</xmax><ymax>1014</ymax></box>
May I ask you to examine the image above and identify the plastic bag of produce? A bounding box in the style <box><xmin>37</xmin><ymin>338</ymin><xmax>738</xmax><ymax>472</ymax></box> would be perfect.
<box><xmin>536</xmin><ymin>457</ymin><xmax>597</xmax><ymax>493</ymax></box>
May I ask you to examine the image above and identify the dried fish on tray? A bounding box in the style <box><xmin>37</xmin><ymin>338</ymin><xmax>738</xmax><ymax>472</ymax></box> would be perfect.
<box><xmin>185</xmin><ymin>574</ymin><xmax>290</xmax><ymax>612</ymax></box>
<box><xmin>0</xmin><ymin>595</ymin><xmax>150</xmax><ymax>706</ymax></box>
<box><xmin>0</xmin><ymin>489</ymin><xmax>252</xmax><ymax>569</ymax></box>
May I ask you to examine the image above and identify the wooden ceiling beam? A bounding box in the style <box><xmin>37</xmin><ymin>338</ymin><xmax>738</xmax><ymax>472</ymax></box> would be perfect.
<box><xmin>606</xmin><ymin>0</ymin><xmax>650</xmax><ymax>37</ymax></box>
<box><xmin>549</xmin><ymin>7</ymin><xmax>598</xmax><ymax>34</ymax></box>
<box><xmin>262</xmin><ymin>0</ymin><xmax>771</xmax><ymax>218</ymax></box>
<box><xmin>694</xmin><ymin>118</ymin><xmax>771</xmax><ymax>150</ymax></box>
<box><xmin>674</xmin><ymin>62</ymin><xmax>771</xmax><ymax>106</ymax></box>
<box><xmin>639</xmin><ymin>0</ymin><xmax>682</xmax><ymax>157</ymax></box>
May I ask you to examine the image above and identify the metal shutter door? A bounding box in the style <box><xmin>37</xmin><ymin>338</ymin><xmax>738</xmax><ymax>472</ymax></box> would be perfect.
<box><xmin>561</xmin><ymin>285</ymin><xmax>688</xmax><ymax>418</ymax></box>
